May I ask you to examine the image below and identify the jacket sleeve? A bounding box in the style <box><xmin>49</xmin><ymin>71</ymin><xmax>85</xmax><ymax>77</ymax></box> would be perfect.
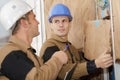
<box><xmin>26</xmin><ymin>56</ymin><xmax>63</xmax><ymax>80</ymax></box>
<box><xmin>1</xmin><ymin>50</ymin><xmax>63</xmax><ymax>80</ymax></box>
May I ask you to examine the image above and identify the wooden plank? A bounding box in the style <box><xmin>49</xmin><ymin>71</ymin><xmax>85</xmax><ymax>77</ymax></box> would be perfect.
<box><xmin>84</xmin><ymin>20</ymin><xmax>111</xmax><ymax>60</ymax></box>
<box><xmin>112</xmin><ymin>0</ymin><xmax>120</xmax><ymax>59</ymax></box>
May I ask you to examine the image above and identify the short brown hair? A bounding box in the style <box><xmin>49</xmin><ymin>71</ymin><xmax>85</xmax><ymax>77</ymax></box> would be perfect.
<box><xmin>12</xmin><ymin>11</ymin><xmax>31</xmax><ymax>35</ymax></box>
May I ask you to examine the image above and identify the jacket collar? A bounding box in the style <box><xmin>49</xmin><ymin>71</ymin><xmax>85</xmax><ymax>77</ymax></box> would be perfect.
<box><xmin>51</xmin><ymin>34</ymin><xmax>71</xmax><ymax>44</ymax></box>
<box><xmin>8</xmin><ymin>36</ymin><xmax>34</xmax><ymax>53</ymax></box>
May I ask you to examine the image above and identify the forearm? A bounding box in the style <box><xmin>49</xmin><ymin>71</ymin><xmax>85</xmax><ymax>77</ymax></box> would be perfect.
<box><xmin>26</xmin><ymin>57</ymin><xmax>63</xmax><ymax>80</ymax></box>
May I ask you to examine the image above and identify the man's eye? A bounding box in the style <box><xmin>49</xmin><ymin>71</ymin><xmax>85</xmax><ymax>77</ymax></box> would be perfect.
<box><xmin>54</xmin><ymin>20</ymin><xmax>59</xmax><ymax>23</ymax></box>
<box><xmin>55</xmin><ymin>21</ymin><xmax>57</xmax><ymax>23</ymax></box>
<box><xmin>63</xmin><ymin>20</ymin><xmax>66</xmax><ymax>22</ymax></box>
<box><xmin>63</xmin><ymin>19</ymin><xmax>68</xmax><ymax>23</ymax></box>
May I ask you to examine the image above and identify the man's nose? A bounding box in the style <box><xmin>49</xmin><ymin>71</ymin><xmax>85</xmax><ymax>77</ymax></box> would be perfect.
<box><xmin>37</xmin><ymin>20</ymin><xmax>40</xmax><ymax>24</ymax></box>
<box><xmin>59</xmin><ymin>22</ymin><xmax>64</xmax><ymax>26</ymax></box>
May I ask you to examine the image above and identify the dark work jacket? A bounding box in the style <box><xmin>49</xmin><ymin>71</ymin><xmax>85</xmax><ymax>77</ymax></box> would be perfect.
<box><xmin>40</xmin><ymin>34</ymin><xmax>89</xmax><ymax>80</ymax></box>
<box><xmin>0</xmin><ymin>36</ymin><xmax>64</xmax><ymax>80</ymax></box>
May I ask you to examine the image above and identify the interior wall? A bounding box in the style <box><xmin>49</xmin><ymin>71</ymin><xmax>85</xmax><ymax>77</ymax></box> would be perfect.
<box><xmin>44</xmin><ymin>0</ymin><xmax>96</xmax><ymax>49</ymax></box>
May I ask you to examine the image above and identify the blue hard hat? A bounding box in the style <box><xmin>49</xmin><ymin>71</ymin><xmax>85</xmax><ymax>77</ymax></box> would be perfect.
<box><xmin>48</xmin><ymin>4</ymin><xmax>72</xmax><ymax>23</ymax></box>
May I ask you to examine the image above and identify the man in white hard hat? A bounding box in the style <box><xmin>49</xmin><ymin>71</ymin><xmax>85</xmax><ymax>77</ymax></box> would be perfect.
<box><xmin>0</xmin><ymin>0</ymin><xmax>68</xmax><ymax>80</ymax></box>
<box><xmin>40</xmin><ymin>3</ymin><xmax>113</xmax><ymax>80</ymax></box>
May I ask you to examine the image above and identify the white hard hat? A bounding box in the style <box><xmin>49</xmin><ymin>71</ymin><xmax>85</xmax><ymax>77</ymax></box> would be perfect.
<box><xmin>0</xmin><ymin>0</ymin><xmax>33</xmax><ymax>30</ymax></box>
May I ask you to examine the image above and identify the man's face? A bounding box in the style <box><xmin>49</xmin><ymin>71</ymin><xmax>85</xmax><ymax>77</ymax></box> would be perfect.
<box><xmin>51</xmin><ymin>16</ymin><xmax>70</xmax><ymax>37</ymax></box>
<box><xmin>27</xmin><ymin>11</ymin><xmax>40</xmax><ymax>37</ymax></box>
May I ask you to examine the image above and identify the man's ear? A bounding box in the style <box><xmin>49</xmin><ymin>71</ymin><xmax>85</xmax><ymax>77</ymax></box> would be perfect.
<box><xmin>20</xmin><ymin>19</ymin><xmax>28</xmax><ymax>28</ymax></box>
<box><xmin>50</xmin><ymin>23</ymin><xmax>53</xmax><ymax>31</ymax></box>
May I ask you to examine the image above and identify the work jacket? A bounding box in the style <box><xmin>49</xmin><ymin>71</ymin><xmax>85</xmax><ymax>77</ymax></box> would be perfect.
<box><xmin>0</xmin><ymin>36</ymin><xmax>63</xmax><ymax>80</ymax></box>
<box><xmin>40</xmin><ymin>34</ymin><xmax>90</xmax><ymax>80</ymax></box>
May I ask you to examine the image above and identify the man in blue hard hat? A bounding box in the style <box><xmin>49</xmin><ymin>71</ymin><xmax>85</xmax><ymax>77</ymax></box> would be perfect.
<box><xmin>40</xmin><ymin>3</ymin><xmax>113</xmax><ymax>80</ymax></box>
